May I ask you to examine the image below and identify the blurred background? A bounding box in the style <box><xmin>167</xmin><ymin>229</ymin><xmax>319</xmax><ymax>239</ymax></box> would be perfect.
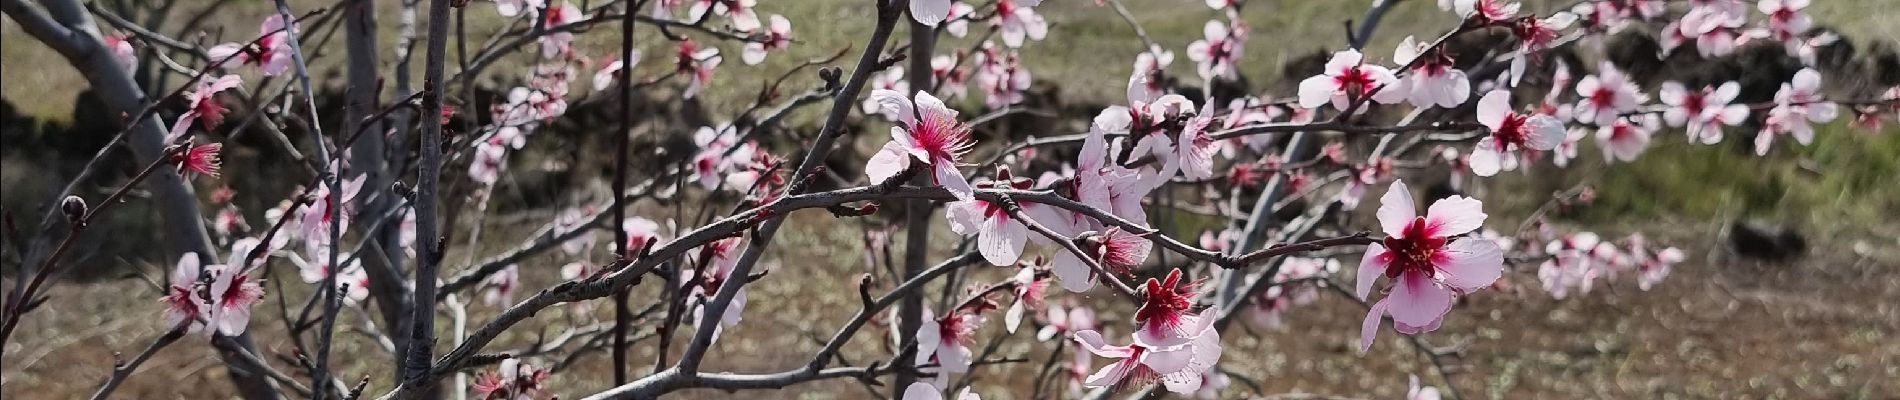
<box><xmin>4</xmin><ymin>0</ymin><xmax>1899</xmax><ymax>398</ymax></box>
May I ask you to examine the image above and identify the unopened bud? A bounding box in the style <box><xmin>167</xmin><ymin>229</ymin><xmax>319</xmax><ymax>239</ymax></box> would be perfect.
<box><xmin>1575</xmin><ymin>186</ymin><xmax>1597</xmax><ymax>204</ymax></box>
<box><xmin>393</xmin><ymin>181</ymin><xmax>414</xmax><ymax>200</ymax></box>
<box><xmin>818</xmin><ymin>67</ymin><xmax>842</xmax><ymax>89</ymax></box>
<box><xmin>61</xmin><ymin>196</ymin><xmax>88</xmax><ymax>224</ymax></box>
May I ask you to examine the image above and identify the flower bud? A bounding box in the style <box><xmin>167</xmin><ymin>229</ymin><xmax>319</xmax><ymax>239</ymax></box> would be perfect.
<box><xmin>393</xmin><ymin>181</ymin><xmax>414</xmax><ymax>200</ymax></box>
<box><xmin>61</xmin><ymin>195</ymin><xmax>88</xmax><ymax>223</ymax></box>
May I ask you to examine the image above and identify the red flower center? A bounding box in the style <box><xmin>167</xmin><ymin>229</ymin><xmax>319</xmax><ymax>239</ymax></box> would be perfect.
<box><xmin>1681</xmin><ymin>92</ymin><xmax>1707</xmax><ymax>115</ymax></box>
<box><xmin>1382</xmin><ymin>217</ymin><xmax>1448</xmax><ymax>279</ymax></box>
<box><xmin>1492</xmin><ymin>113</ymin><xmax>1532</xmax><ymax>149</ymax></box>
<box><xmin>220</xmin><ymin>273</ymin><xmax>253</xmax><ymax>305</ymax></box>
<box><xmin>1334</xmin><ymin>67</ymin><xmax>1380</xmax><ymax>98</ymax></box>
<box><xmin>1134</xmin><ymin>270</ymin><xmax>1196</xmax><ymax>336</ymax></box>
<box><xmin>196</xmin><ymin>97</ymin><xmax>230</xmax><ymax>129</ymax></box>
<box><xmin>908</xmin><ymin>107</ymin><xmax>973</xmax><ymax>165</ymax></box>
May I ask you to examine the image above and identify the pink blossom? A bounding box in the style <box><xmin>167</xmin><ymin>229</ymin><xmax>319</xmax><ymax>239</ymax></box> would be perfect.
<box><xmin>1665</xmin><ymin>4</ymin><xmax>1747</xmax><ymax>58</ymax></box>
<box><xmin>1186</xmin><ymin>20</ymin><xmax>1246</xmax><ymax>80</ymax></box>
<box><xmin>674</xmin><ymin>39</ymin><xmax>722</xmax><ymax>99</ymax></box>
<box><xmin>470</xmin><ymin>136</ymin><xmax>509</xmax><ymax>185</ymax></box>
<box><xmin>932</xmin><ymin>55</ymin><xmax>971</xmax><ymax>100</ymax></box>
<box><xmin>1505</xmin><ymin>12</ymin><xmax>1575</xmax><ymax>86</ymax></box>
<box><xmin>492</xmin><ymin>87</ymin><xmax>565</xmax><ymax>139</ymax></box>
<box><xmin>206</xmin><ymin>15</ymin><xmax>296</xmax><ymax>76</ymax></box>
<box><xmin>621</xmin><ymin>217</ymin><xmax>666</xmax><ymax>254</ymax></box>
<box><xmin>538</xmin><ymin>1</ymin><xmax>581</xmax><ymax>59</ymax></box>
<box><xmin>686</xmin><ymin>237</ymin><xmax>747</xmax><ymax>344</ymax></box>
<box><xmin>167</xmin><ymin>75</ymin><xmax>243</xmax><ymax>142</ymax></box>
<box><xmin>1123</xmin><ymin>97</ymin><xmax>1199</xmax><ymax>188</ymax></box>
<box><xmin>472</xmin><ymin>358</ymin><xmax>551</xmax><ymax>400</ymax></box>
<box><xmin>104</xmin><ymin>34</ymin><xmax>137</xmax><ymax>75</ymax></box>
<box><xmin>299</xmin><ymin>175</ymin><xmax>367</xmax><ymax>253</ymax></box>
<box><xmin>174</xmin><ymin>141</ymin><xmax>224</xmax><ymax>179</ymax></box>
<box><xmin>1452</xmin><ymin>0</ymin><xmax>1520</xmax><ymax>23</ymax></box>
<box><xmin>910</xmin><ymin>0</ymin><xmax>953</xmax><ymax>26</ymax></box>
<box><xmin>482</xmin><ymin>264</ymin><xmax>521</xmax><ymax>306</ymax></box>
<box><xmin>1297</xmin><ymin>49</ymin><xmax>1403</xmax><ymax>112</ymax></box>
<box><xmin>1574</xmin><ymin>62</ymin><xmax>1645</xmax><ymax>126</ymax></box>
<box><xmin>295</xmin><ymin>242</ymin><xmax>354</xmax><ymax>284</ymax></box>
<box><xmin>1050</xmin><ymin>227</ymin><xmax>1151</xmax><ymax>292</ymax></box>
<box><xmin>1757</xmin><ymin>0</ymin><xmax>1814</xmax><ymax>54</ymax></box>
<box><xmin>1682</xmin><ymin>0</ymin><xmax>1751</xmax><ymax>34</ymax></box>
<box><xmin>1550</xmin><ymin>128</ymin><xmax>1587</xmax><ymax>168</ymax></box>
<box><xmin>1758</xmin><ymin>68</ymin><xmax>1837</xmax><ymax>155</ymax></box>
<box><xmin>863</xmin><ymin>67</ymin><xmax>910</xmax><ymax>114</ymax></box>
<box><xmin>1394</xmin><ymin>36</ymin><xmax>1471</xmax><ymax>109</ymax></box>
<box><xmin>1128</xmin><ymin>46</ymin><xmax>1174</xmax><ymax>105</ymax></box>
<box><xmin>297</xmin><ymin>241</ymin><xmax>369</xmax><ymax>304</ymax></box>
<box><xmin>1071</xmin><ymin>325</ymin><xmax>1222</xmax><ymax>394</ymax></box>
<box><xmin>994</xmin><ymin>0</ymin><xmax>1047</xmax><ymax>48</ymax></box>
<box><xmin>1573</xmin><ymin>0</ymin><xmax>1663</xmax><ymax>31</ymax></box>
<box><xmin>974</xmin><ymin>46</ymin><xmax>1030</xmax><ymax>109</ymax></box>
<box><xmin>741</xmin><ymin>15</ymin><xmax>792</xmax><ymax>65</ymax></box>
<box><xmin>1174</xmin><ymin>104</ymin><xmax>1219</xmax><ymax>180</ymax></box>
<box><xmin>1357</xmin><ymin>180</ymin><xmax>1502</xmax><ymax>351</ymax></box>
<box><xmin>1036</xmin><ymin>302</ymin><xmax>1097</xmax><ymax>342</ymax></box>
<box><xmin>162</xmin><ymin>253</ymin><xmax>209</xmax><ymax>333</ymax></box>
<box><xmin>1199</xmin><ymin>229</ymin><xmax>1239</xmax><ymax>255</ymax></box>
<box><xmin>335</xmin><ymin>262</ymin><xmax>370</xmax><ymax>305</ymax></box>
<box><xmin>1792</xmin><ymin>32</ymin><xmax>1840</xmax><ymax>66</ymax></box>
<box><xmin>1661</xmin><ymin>81</ymin><xmax>1748</xmax><ymax>144</ymax></box>
<box><xmin>1337</xmin><ymin>158</ymin><xmax>1394</xmax><ymax>210</ymax></box>
<box><xmin>212</xmin><ymin>206</ymin><xmax>248</xmax><ymax>239</ymax></box>
<box><xmin>690</xmin><ymin>125</ymin><xmax>758</xmax><ymax>191</ymax></box>
<box><xmin>901</xmin><ymin>383</ymin><xmax>980</xmax><ymax>400</ymax></box>
<box><xmin>1071</xmin><ymin>111</ymin><xmax>1154</xmax><ymax>228</ymax></box>
<box><xmin>197</xmin><ymin>242</ymin><xmax>266</xmax><ymax>336</ymax></box>
<box><xmin>1539</xmin><ymin>232</ymin><xmax>1601</xmax><ymax>299</ymax></box>
<box><xmin>1133</xmin><ymin>269</ymin><xmax>1214</xmax><ymax>348</ymax></box>
<box><xmin>1628</xmin><ymin>235</ymin><xmax>1683</xmax><ymax>291</ymax></box>
<box><xmin>943</xmin><ymin>2</ymin><xmax>977</xmax><ymax>37</ymax></box>
<box><xmin>945</xmin><ymin>171</ymin><xmax>1031</xmax><ymax>266</ymax></box>
<box><xmin>916</xmin><ymin>304</ymin><xmax>983</xmax><ymax>376</ymax></box>
<box><xmin>1471</xmin><ymin>90</ymin><xmax>1565</xmax><ymax>176</ymax></box>
<box><xmin>1596</xmin><ymin>114</ymin><xmax>1658</xmax><ymax>163</ymax></box>
<box><xmin>648</xmin><ymin>0</ymin><xmax>681</xmax><ymax>20</ymax></box>
<box><xmin>1003</xmin><ymin>267</ymin><xmax>1048</xmax><ymax>333</ymax></box>
<box><xmin>1409</xmin><ymin>375</ymin><xmax>1443</xmax><ymax>400</ymax></box>
<box><xmin>494</xmin><ymin>0</ymin><xmax>544</xmax><ymax>17</ymax></box>
<box><xmin>864</xmin><ymin>89</ymin><xmax>977</xmax><ymax>199</ymax></box>
<box><xmin>690</xmin><ymin>0</ymin><xmax>760</xmax><ymax>32</ymax></box>
<box><xmin>592</xmin><ymin>52</ymin><xmax>642</xmax><ymax>92</ymax></box>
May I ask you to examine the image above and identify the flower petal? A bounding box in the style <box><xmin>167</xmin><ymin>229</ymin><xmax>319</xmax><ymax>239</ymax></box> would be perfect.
<box><xmin>935</xmin><ymin>162</ymin><xmax>974</xmax><ymax>201</ymax></box>
<box><xmin>1138</xmin><ymin>346</ymin><xmax>1192</xmax><ymax>374</ymax></box>
<box><xmin>977</xmin><ymin>216</ymin><xmax>1027</xmax><ymax>266</ymax></box>
<box><xmin>1052</xmin><ymin>251</ymin><xmax>1096</xmax><ymax>293</ymax></box>
<box><xmin>1424</xmin><ymin>195</ymin><xmax>1486</xmax><ymax>238</ymax></box>
<box><xmin>1385</xmin><ymin>272</ymin><xmax>1454</xmax><ymax>328</ymax></box>
<box><xmin>865</xmin><ymin>140</ymin><xmax>914</xmax><ymax>184</ymax></box>
<box><xmin>868</xmin><ymin>89</ymin><xmax>916</xmax><ymax>124</ymax></box>
<box><xmin>1359</xmin><ymin>297</ymin><xmax>1389</xmax><ymax>352</ymax></box>
<box><xmin>1476</xmin><ymin>90</ymin><xmax>1511</xmax><ymax>131</ymax></box>
<box><xmin>909</xmin><ymin>0</ymin><xmax>951</xmax><ymax>25</ymax></box>
<box><xmin>1375</xmin><ymin>180</ymin><xmax>1417</xmax><ymax>237</ymax></box>
<box><xmin>1435</xmin><ymin>237</ymin><xmax>1505</xmax><ymax>290</ymax></box>
<box><xmin>1357</xmin><ymin>242</ymin><xmax>1390</xmax><ymax>300</ymax></box>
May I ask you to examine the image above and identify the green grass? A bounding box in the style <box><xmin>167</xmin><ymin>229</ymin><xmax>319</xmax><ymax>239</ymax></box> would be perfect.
<box><xmin>1569</xmin><ymin>121</ymin><xmax>1900</xmax><ymax>235</ymax></box>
